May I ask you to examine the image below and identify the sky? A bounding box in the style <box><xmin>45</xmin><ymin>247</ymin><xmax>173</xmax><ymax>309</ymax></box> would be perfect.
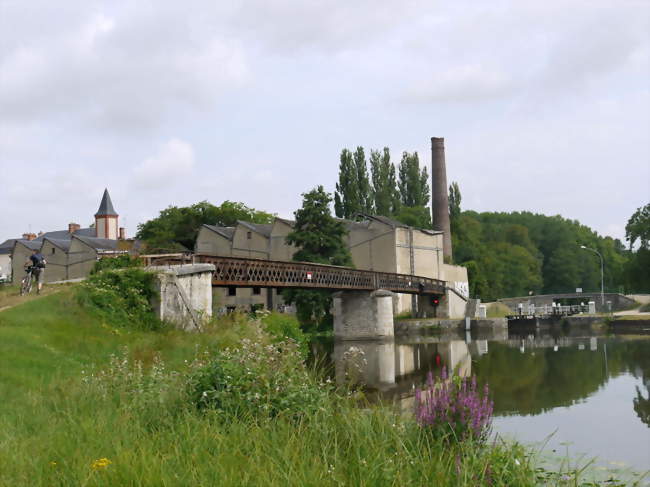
<box><xmin>1</xmin><ymin>0</ymin><xmax>648</xmax><ymax>244</ymax></box>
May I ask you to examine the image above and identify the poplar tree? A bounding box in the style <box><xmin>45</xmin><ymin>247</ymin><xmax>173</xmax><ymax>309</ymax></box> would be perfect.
<box><xmin>449</xmin><ymin>181</ymin><xmax>462</xmax><ymax>235</ymax></box>
<box><xmin>369</xmin><ymin>147</ymin><xmax>400</xmax><ymax>216</ymax></box>
<box><xmin>398</xmin><ymin>151</ymin><xmax>430</xmax><ymax>208</ymax></box>
<box><xmin>283</xmin><ymin>186</ymin><xmax>352</xmax><ymax>330</ymax></box>
<box><xmin>353</xmin><ymin>146</ymin><xmax>373</xmax><ymax>215</ymax></box>
<box><xmin>334</xmin><ymin>149</ymin><xmax>359</xmax><ymax>219</ymax></box>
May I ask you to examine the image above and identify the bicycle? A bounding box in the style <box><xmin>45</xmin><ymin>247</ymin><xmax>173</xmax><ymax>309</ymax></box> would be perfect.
<box><xmin>20</xmin><ymin>266</ymin><xmax>36</xmax><ymax>296</ymax></box>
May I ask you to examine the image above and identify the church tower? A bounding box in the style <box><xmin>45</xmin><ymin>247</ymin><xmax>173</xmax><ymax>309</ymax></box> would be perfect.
<box><xmin>95</xmin><ymin>188</ymin><xmax>119</xmax><ymax>239</ymax></box>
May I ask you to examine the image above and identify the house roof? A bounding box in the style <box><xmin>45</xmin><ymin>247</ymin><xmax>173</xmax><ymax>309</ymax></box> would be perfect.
<box><xmin>274</xmin><ymin>217</ymin><xmax>295</xmax><ymax>228</ymax></box>
<box><xmin>39</xmin><ymin>227</ymin><xmax>95</xmax><ymax>240</ymax></box>
<box><xmin>203</xmin><ymin>224</ymin><xmax>235</xmax><ymax>240</ymax></box>
<box><xmin>237</xmin><ymin>221</ymin><xmax>273</xmax><ymax>237</ymax></box>
<box><xmin>0</xmin><ymin>239</ymin><xmax>18</xmax><ymax>255</ymax></box>
<box><xmin>74</xmin><ymin>235</ymin><xmax>118</xmax><ymax>251</ymax></box>
<box><xmin>13</xmin><ymin>239</ymin><xmax>42</xmax><ymax>251</ymax></box>
<box><xmin>95</xmin><ymin>188</ymin><xmax>118</xmax><ymax>217</ymax></box>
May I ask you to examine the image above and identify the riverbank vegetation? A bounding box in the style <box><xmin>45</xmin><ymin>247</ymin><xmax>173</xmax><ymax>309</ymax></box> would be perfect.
<box><xmin>1</xmin><ymin>289</ymin><xmax>618</xmax><ymax>486</ymax></box>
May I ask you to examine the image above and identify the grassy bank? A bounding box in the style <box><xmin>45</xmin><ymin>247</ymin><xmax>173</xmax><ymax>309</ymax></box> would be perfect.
<box><xmin>0</xmin><ymin>287</ymin><xmax>612</xmax><ymax>486</ymax></box>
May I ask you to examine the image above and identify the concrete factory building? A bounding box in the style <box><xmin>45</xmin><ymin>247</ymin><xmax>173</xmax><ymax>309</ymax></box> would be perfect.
<box><xmin>196</xmin><ymin>137</ymin><xmax>469</xmax><ymax>318</ymax></box>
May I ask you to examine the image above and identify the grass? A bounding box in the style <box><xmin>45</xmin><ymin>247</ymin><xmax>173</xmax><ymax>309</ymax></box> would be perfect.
<box><xmin>0</xmin><ymin>287</ymin><xmax>626</xmax><ymax>486</ymax></box>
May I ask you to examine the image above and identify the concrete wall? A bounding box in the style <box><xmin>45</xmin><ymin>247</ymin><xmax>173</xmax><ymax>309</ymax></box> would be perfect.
<box><xmin>11</xmin><ymin>242</ymin><xmax>35</xmax><ymax>283</ymax></box>
<box><xmin>40</xmin><ymin>240</ymin><xmax>68</xmax><ymax>282</ymax></box>
<box><xmin>270</xmin><ymin>220</ymin><xmax>296</xmax><ymax>261</ymax></box>
<box><xmin>67</xmin><ymin>239</ymin><xmax>98</xmax><ymax>280</ymax></box>
<box><xmin>195</xmin><ymin>227</ymin><xmax>233</xmax><ymax>256</ymax></box>
<box><xmin>333</xmin><ymin>290</ymin><xmax>394</xmax><ymax>340</ymax></box>
<box><xmin>148</xmin><ymin>264</ymin><xmax>215</xmax><ymax>331</ymax></box>
<box><xmin>232</xmin><ymin>225</ymin><xmax>269</xmax><ymax>259</ymax></box>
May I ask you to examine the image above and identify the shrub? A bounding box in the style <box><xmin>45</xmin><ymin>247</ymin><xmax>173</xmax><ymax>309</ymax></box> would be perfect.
<box><xmin>91</xmin><ymin>254</ymin><xmax>142</xmax><ymax>275</ymax></box>
<box><xmin>188</xmin><ymin>332</ymin><xmax>329</xmax><ymax>419</ymax></box>
<box><xmin>256</xmin><ymin>310</ymin><xmax>308</xmax><ymax>355</ymax></box>
<box><xmin>76</xmin><ymin>268</ymin><xmax>162</xmax><ymax>330</ymax></box>
<box><xmin>415</xmin><ymin>367</ymin><xmax>493</xmax><ymax>443</ymax></box>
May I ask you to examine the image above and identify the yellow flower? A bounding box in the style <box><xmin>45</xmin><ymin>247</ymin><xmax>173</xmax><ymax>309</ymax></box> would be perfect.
<box><xmin>91</xmin><ymin>458</ymin><xmax>112</xmax><ymax>470</ymax></box>
<box><xmin>49</xmin><ymin>461</ymin><xmax>57</xmax><ymax>467</ymax></box>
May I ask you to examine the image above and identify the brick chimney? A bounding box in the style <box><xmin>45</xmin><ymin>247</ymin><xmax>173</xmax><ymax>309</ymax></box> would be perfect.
<box><xmin>431</xmin><ymin>137</ymin><xmax>452</xmax><ymax>260</ymax></box>
<box><xmin>22</xmin><ymin>233</ymin><xmax>37</xmax><ymax>241</ymax></box>
<box><xmin>68</xmin><ymin>223</ymin><xmax>81</xmax><ymax>234</ymax></box>
<box><xmin>119</xmin><ymin>227</ymin><xmax>126</xmax><ymax>240</ymax></box>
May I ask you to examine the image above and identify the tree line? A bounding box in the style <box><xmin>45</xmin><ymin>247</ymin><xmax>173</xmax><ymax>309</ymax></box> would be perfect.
<box><xmin>334</xmin><ymin>146</ymin><xmax>432</xmax><ymax>228</ymax></box>
<box><xmin>450</xmin><ymin>198</ymin><xmax>649</xmax><ymax>301</ymax></box>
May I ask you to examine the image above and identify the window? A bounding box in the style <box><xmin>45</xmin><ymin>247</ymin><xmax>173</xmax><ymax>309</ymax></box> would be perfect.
<box><xmin>51</xmin><ymin>248</ymin><xmax>55</xmax><ymax>255</ymax></box>
<box><xmin>253</xmin><ymin>287</ymin><xmax>261</xmax><ymax>295</ymax></box>
<box><xmin>247</xmin><ymin>231</ymin><xmax>252</xmax><ymax>240</ymax></box>
<box><xmin>228</xmin><ymin>286</ymin><xmax>237</xmax><ymax>296</ymax></box>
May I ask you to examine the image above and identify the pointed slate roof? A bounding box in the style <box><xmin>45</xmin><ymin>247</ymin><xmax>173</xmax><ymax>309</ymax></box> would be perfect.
<box><xmin>95</xmin><ymin>189</ymin><xmax>118</xmax><ymax>217</ymax></box>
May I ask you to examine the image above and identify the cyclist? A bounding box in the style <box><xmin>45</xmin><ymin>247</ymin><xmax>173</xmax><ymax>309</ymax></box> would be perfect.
<box><xmin>25</xmin><ymin>249</ymin><xmax>47</xmax><ymax>294</ymax></box>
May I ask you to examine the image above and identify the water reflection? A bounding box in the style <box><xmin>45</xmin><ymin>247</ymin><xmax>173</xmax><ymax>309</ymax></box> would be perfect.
<box><xmin>318</xmin><ymin>328</ymin><xmax>650</xmax><ymax>471</ymax></box>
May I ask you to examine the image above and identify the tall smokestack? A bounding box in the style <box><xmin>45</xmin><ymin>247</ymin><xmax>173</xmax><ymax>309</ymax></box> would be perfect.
<box><xmin>431</xmin><ymin>137</ymin><xmax>452</xmax><ymax>260</ymax></box>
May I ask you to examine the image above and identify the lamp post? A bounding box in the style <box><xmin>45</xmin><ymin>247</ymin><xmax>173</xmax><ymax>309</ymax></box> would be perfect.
<box><xmin>580</xmin><ymin>245</ymin><xmax>604</xmax><ymax>307</ymax></box>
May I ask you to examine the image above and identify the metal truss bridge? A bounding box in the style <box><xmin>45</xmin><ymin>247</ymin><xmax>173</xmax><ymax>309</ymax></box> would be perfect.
<box><xmin>144</xmin><ymin>254</ymin><xmax>446</xmax><ymax>296</ymax></box>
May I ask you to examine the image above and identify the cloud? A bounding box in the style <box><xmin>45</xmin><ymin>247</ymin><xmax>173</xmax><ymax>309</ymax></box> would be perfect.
<box><xmin>132</xmin><ymin>138</ymin><xmax>195</xmax><ymax>189</ymax></box>
<box><xmin>402</xmin><ymin>64</ymin><xmax>514</xmax><ymax>103</ymax></box>
<box><xmin>0</xmin><ymin>3</ymin><xmax>248</xmax><ymax>132</ymax></box>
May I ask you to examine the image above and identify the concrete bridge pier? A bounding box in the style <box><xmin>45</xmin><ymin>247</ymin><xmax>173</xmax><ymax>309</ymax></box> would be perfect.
<box><xmin>332</xmin><ymin>289</ymin><xmax>395</xmax><ymax>340</ymax></box>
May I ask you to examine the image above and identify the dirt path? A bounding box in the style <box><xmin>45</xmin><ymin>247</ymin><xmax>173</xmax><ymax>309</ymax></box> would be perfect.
<box><xmin>0</xmin><ymin>286</ymin><xmax>65</xmax><ymax>313</ymax></box>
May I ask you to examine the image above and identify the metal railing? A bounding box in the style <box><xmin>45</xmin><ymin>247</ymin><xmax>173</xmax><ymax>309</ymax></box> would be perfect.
<box><xmin>146</xmin><ymin>254</ymin><xmax>446</xmax><ymax>295</ymax></box>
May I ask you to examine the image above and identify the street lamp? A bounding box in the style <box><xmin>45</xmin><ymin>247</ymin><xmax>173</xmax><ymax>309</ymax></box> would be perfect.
<box><xmin>580</xmin><ymin>245</ymin><xmax>604</xmax><ymax>307</ymax></box>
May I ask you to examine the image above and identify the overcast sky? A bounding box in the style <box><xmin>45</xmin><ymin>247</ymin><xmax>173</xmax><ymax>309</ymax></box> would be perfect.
<box><xmin>1</xmin><ymin>0</ymin><xmax>648</xmax><ymax>244</ymax></box>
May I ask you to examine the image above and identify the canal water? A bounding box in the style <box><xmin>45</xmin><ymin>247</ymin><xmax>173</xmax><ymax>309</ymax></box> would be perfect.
<box><xmin>313</xmin><ymin>328</ymin><xmax>650</xmax><ymax>475</ymax></box>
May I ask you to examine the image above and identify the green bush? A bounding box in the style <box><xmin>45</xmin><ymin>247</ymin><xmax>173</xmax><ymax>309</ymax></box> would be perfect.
<box><xmin>91</xmin><ymin>254</ymin><xmax>142</xmax><ymax>275</ymax></box>
<box><xmin>257</xmin><ymin>310</ymin><xmax>308</xmax><ymax>354</ymax></box>
<box><xmin>188</xmin><ymin>332</ymin><xmax>329</xmax><ymax>419</ymax></box>
<box><xmin>76</xmin><ymin>268</ymin><xmax>162</xmax><ymax>331</ymax></box>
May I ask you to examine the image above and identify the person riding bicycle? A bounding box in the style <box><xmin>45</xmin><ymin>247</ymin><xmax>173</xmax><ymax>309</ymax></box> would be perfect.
<box><xmin>25</xmin><ymin>249</ymin><xmax>47</xmax><ymax>294</ymax></box>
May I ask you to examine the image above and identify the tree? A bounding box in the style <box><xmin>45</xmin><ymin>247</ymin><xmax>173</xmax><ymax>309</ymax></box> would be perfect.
<box><xmin>334</xmin><ymin>149</ymin><xmax>359</xmax><ymax>219</ymax></box>
<box><xmin>449</xmin><ymin>181</ymin><xmax>462</xmax><ymax>236</ymax></box>
<box><xmin>626</xmin><ymin>203</ymin><xmax>650</xmax><ymax>249</ymax></box>
<box><xmin>369</xmin><ymin>148</ymin><xmax>400</xmax><ymax>217</ymax></box>
<box><xmin>398</xmin><ymin>151</ymin><xmax>429</xmax><ymax>208</ymax></box>
<box><xmin>624</xmin><ymin>203</ymin><xmax>650</xmax><ymax>292</ymax></box>
<box><xmin>136</xmin><ymin>201</ymin><xmax>273</xmax><ymax>250</ymax></box>
<box><xmin>283</xmin><ymin>186</ymin><xmax>352</xmax><ymax>331</ymax></box>
<box><xmin>353</xmin><ymin>146</ymin><xmax>373</xmax><ymax>215</ymax></box>
<box><xmin>393</xmin><ymin>205</ymin><xmax>431</xmax><ymax>229</ymax></box>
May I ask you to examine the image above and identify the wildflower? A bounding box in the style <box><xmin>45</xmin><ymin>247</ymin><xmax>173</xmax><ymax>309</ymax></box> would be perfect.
<box><xmin>49</xmin><ymin>461</ymin><xmax>57</xmax><ymax>468</ymax></box>
<box><xmin>91</xmin><ymin>458</ymin><xmax>112</xmax><ymax>470</ymax></box>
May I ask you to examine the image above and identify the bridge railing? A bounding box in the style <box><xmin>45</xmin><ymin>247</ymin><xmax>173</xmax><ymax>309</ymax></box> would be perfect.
<box><xmin>146</xmin><ymin>254</ymin><xmax>446</xmax><ymax>295</ymax></box>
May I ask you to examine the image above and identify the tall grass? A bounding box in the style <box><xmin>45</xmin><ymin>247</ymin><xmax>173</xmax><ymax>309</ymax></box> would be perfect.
<box><xmin>0</xmin><ymin>289</ymin><xmax>605</xmax><ymax>486</ymax></box>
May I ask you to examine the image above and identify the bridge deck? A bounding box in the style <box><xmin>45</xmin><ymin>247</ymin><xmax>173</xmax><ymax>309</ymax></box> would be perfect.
<box><xmin>146</xmin><ymin>254</ymin><xmax>446</xmax><ymax>295</ymax></box>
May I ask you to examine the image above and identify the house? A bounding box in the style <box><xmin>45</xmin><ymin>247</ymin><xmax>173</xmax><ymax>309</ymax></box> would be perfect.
<box><xmin>5</xmin><ymin>189</ymin><xmax>134</xmax><ymax>284</ymax></box>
